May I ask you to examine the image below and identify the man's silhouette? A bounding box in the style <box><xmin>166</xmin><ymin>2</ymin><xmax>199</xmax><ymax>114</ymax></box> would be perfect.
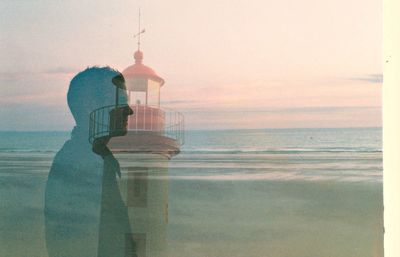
<box><xmin>44</xmin><ymin>67</ymin><xmax>135</xmax><ymax>257</ymax></box>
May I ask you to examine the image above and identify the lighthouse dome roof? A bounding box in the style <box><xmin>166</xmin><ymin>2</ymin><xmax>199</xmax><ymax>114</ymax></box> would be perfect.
<box><xmin>122</xmin><ymin>50</ymin><xmax>165</xmax><ymax>86</ymax></box>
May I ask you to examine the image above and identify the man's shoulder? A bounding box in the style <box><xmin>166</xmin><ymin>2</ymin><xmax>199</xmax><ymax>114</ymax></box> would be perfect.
<box><xmin>51</xmin><ymin>139</ymin><xmax>103</xmax><ymax>170</ymax></box>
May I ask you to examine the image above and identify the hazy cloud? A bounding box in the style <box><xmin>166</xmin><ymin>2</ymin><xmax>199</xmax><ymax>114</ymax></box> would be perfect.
<box><xmin>0</xmin><ymin>67</ymin><xmax>78</xmax><ymax>81</ymax></box>
<box><xmin>42</xmin><ymin>67</ymin><xmax>79</xmax><ymax>75</ymax></box>
<box><xmin>161</xmin><ymin>100</ymin><xmax>195</xmax><ymax>105</ymax></box>
<box><xmin>272</xmin><ymin>106</ymin><xmax>380</xmax><ymax>113</ymax></box>
<box><xmin>348</xmin><ymin>74</ymin><xmax>383</xmax><ymax>84</ymax></box>
<box><xmin>181</xmin><ymin>106</ymin><xmax>380</xmax><ymax>114</ymax></box>
<box><xmin>0</xmin><ymin>71</ymin><xmax>34</xmax><ymax>80</ymax></box>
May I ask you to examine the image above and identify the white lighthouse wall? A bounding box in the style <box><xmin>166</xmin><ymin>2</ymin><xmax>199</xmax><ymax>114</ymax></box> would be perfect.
<box><xmin>116</xmin><ymin>153</ymin><xmax>170</xmax><ymax>257</ymax></box>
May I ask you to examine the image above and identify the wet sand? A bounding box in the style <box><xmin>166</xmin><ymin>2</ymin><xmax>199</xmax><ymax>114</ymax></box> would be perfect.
<box><xmin>168</xmin><ymin>179</ymin><xmax>383</xmax><ymax>257</ymax></box>
<box><xmin>0</xmin><ymin>152</ymin><xmax>383</xmax><ymax>257</ymax></box>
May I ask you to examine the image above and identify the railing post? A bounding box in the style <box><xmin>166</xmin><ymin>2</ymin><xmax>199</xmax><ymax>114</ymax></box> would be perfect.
<box><xmin>143</xmin><ymin>105</ymin><xmax>146</xmax><ymax>130</ymax></box>
<box><xmin>183</xmin><ymin>115</ymin><xmax>185</xmax><ymax>144</ymax></box>
<box><xmin>151</xmin><ymin>108</ymin><xmax>153</xmax><ymax>131</ymax></box>
<box><xmin>179</xmin><ymin>114</ymin><xmax>182</xmax><ymax>144</ymax></box>
<box><xmin>101</xmin><ymin>107</ymin><xmax>104</xmax><ymax>135</ymax></box>
<box><xmin>135</xmin><ymin>104</ymin><xmax>138</xmax><ymax>133</ymax></box>
<box><xmin>174</xmin><ymin>112</ymin><xmax>176</xmax><ymax>139</ymax></box>
<box><xmin>94</xmin><ymin>111</ymin><xmax>97</xmax><ymax>137</ymax></box>
<box><xmin>90</xmin><ymin>116</ymin><xmax>92</xmax><ymax>141</ymax></box>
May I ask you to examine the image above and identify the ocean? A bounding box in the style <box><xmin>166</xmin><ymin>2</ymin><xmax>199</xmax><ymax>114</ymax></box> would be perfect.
<box><xmin>0</xmin><ymin>128</ymin><xmax>383</xmax><ymax>257</ymax></box>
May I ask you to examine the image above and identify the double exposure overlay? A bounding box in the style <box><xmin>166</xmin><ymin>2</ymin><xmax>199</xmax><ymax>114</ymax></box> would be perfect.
<box><xmin>0</xmin><ymin>1</ymin><xmax>382</xmax><ymax>257</ymax></box>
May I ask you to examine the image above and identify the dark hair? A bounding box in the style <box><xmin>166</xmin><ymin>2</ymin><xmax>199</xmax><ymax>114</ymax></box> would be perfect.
<box><xmin>67</xmin><ymin>66</ymin><xmax>122</xmax><ymax>125</ymax></box>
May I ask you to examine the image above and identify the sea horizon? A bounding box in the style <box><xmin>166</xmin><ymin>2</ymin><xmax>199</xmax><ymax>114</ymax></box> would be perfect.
<box><xmin>0</xmin><ymin>126</ymin><xmax>383</xmax><ymax>133</ymax></box>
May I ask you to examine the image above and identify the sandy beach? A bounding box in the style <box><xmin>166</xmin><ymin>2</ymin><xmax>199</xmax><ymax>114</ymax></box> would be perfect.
<box><xmin>0</xmin><ymin>154</ymin><xmax>383</xmax><ymax>257</ymax></box>
<box><xmin>0</xmin><ymin>129</ymin><xmax>383</xmax><ymax>257</ymax></box>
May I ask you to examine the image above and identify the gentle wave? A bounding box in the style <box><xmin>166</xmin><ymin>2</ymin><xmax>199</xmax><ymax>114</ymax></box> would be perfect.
<box><xmin>181</xmin><ymin>148</ymin><xmax>382</xmax><ymax>154</ymax></box>
<box><xmin>0</xmin><ymin>147</ymin><xmax>382</xmax><ymax>154</ymax></box>
<box><xmin>0</xmin><ymin>148</ymin><xmax>57</xmax><ymax>153</ymax></box>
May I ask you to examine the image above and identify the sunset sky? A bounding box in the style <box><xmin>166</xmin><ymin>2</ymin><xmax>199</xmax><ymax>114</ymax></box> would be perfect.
<box><xmin>0</xmin><ymin>0</ymin><xmax>381</xmax><ymax>130</ymax></box>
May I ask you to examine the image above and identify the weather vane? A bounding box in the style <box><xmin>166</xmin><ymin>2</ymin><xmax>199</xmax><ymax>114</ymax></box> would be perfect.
<box><xmin>133</xmin><ymin>8</ymin><xmax>145</xmax><ymax>50</ymax></box>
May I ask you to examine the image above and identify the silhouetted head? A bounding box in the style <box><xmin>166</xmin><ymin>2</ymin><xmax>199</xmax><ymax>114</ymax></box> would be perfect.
<box><xmin>68</xmin><ymin>67</ymin><xmax>120</xmax><ymax>127</ymax></box>
<box><xmin>67</xmin><ymin>67</ymin><xmax>133</xmax><ymax>155</ymax></box>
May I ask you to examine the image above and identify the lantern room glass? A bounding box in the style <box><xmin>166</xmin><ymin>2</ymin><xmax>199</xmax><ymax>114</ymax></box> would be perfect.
<box><xmin>126</xmin><ymin>77</ymin><xmax>161</xmax><ymax>107</ymax></box>
<box><xmin>147</xmin><ymin>79</ymin><xmax>160</xmax><ymax>107</ymax></box>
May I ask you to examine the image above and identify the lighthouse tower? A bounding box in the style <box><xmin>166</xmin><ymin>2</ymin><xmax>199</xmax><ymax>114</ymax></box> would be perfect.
<box><xmin>106</xmin><ymin>44</ymin><xmax>184</xmax><ymax>256</ymax></box>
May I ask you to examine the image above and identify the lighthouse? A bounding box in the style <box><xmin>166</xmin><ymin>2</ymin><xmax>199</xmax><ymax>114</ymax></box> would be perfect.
<box><xmin>89</xmin><ymin>36</ymin><xmax>184</xmax><ymax>256</ymax></box>
<box><xmin>107</xmin><ymin>49</ymin><xmax>184</xmax><ymax>155</ymax></box>
<box><xmin>114</xmin><ymin>50</ymin><xmax>183</xmax><ymax>257</ymax></box>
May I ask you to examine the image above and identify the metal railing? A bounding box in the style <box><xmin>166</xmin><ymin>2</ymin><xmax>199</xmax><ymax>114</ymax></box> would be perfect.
<box><xmin>89</xmin><ymin>104</ymin><xmax>184</xmax><ymax>145</ymax></box>
<box><xmin>163</xmin><ymin>106</ymin><xmax>185</xmax><ymax>146</ymax></box>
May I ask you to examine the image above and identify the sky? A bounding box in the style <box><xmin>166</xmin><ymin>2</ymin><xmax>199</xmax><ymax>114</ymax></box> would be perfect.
<box><xmin>0</xmin><ymin>0</ymin><xmax>382</xmax><ymax>130</ymax></box>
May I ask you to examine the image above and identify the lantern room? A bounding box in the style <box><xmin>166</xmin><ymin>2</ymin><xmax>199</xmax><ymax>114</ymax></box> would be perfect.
<box><xmin>89</xmin><ymin>46</ymin><xmax>184</xmax><ymax>155</ymax></box>
<box><xmin>123</xmin><ymin>50</ymin><xmax>164</xmax><ymax>107</ymax></box>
